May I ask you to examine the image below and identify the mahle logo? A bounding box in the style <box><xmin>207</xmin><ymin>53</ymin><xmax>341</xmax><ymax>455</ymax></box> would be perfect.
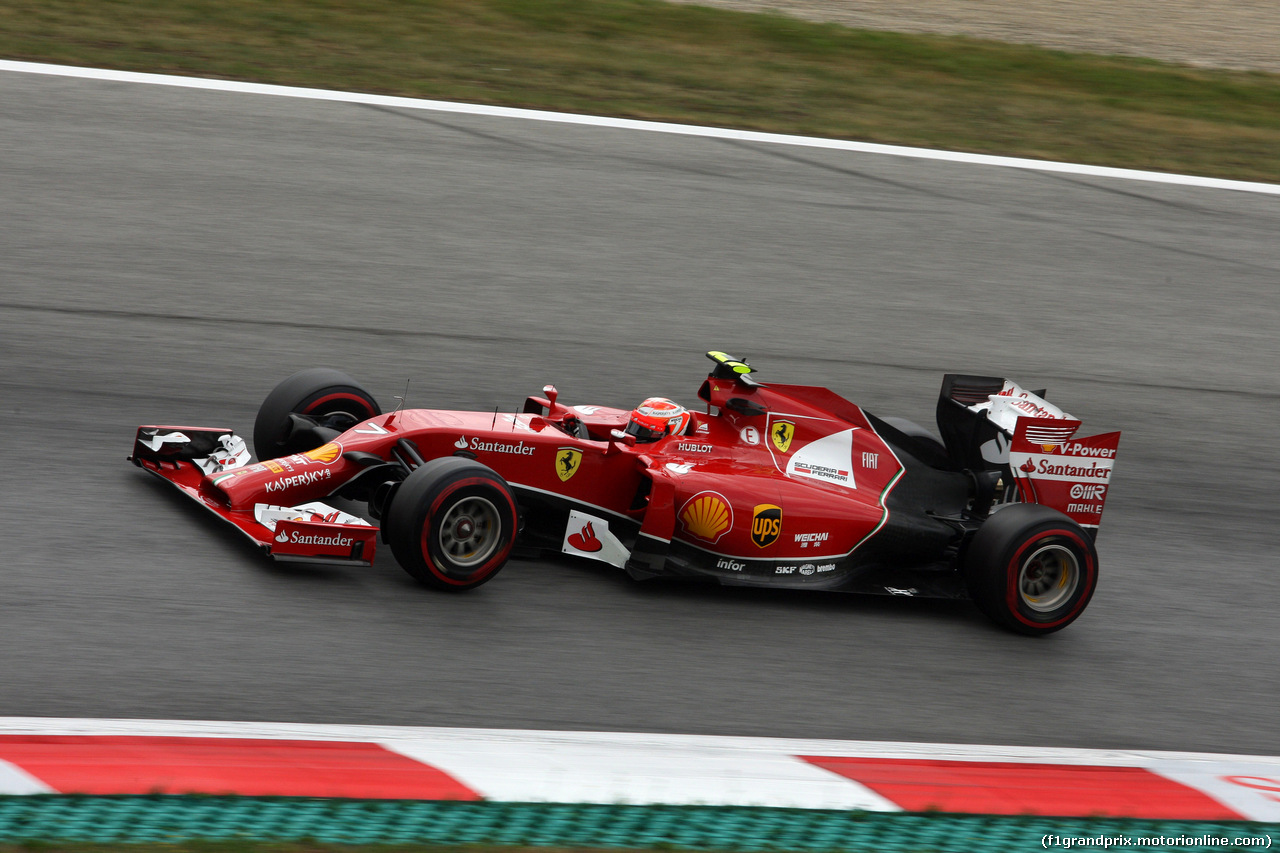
<box><xmin>751</xmin><ymin>504</ymin><xmax>782</xmax><ymax>548</ymax></box>
<box><xmin>771</xmin><ymin>421</ymin><xmax>795</xmax><ymax>453</ymax></box>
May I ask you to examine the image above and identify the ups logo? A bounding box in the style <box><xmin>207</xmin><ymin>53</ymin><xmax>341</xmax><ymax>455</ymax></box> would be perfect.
<box><xmin>751</xmin><ymin>504</ymin><xmax>782</xmax><ymax>548</ymax></box>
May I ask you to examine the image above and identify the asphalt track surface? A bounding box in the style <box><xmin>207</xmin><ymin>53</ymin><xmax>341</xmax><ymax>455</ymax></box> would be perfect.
<box><xmin>2</xmin><ymin>70</ymin><xmax>1278</xmax><ymax>755</ymax></box>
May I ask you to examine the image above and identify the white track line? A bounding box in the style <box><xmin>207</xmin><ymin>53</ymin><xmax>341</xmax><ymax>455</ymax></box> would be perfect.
<box><xmin>5</xmin><ymin>717</ymin><xmax>1280</xmax><ymax>766</ymax></box>
<box><xmin>3</xmin><ymin>59</ymin><xmax>1278</xmax><ymax>196</ymax></box>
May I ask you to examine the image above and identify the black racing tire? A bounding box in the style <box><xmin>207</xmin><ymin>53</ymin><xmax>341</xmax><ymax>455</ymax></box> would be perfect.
<box><xmin>253</xmin><ymin>368</ymin><xmax>381</xmax><ymax>460</ymax></box>
<box><xmin>385</xmin><ymin>457</ymin><xmax>518</xmax><ymax>591</ymax></box>
<box><xmin>965</xmin><ymin>503</ymin><xmax>1098</xmax><ymax>636</ymax></box>
<box><xmin>880</xmin><ymin>416</ymin><xmax>945</xmax><ymax>453</ymax></box>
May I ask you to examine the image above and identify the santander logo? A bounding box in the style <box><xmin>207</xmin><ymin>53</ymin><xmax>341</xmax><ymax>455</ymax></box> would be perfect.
<box><xmin>568</xmin><ymin>522</ymin><xmax>603</xmax><ymax>553</ymax></box>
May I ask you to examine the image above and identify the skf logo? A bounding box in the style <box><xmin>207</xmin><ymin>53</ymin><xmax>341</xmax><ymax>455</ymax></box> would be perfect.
<box><xmin>771</xmin><ymin>421</ymin><xmax>795</xmax><ymax>453</ymax></box>
<box><xmin>303</xmin><ymin>442</ymin><xmax>341</xmax><ymax>464</ymax></box>
<box><xmin>751</xmin><ymin>504</ymin><xmax>782</xmax><ymax>548</ymax></box>
<box><xmin>680</xmin><ymin>491</ymin><xmax>733</xmax><ymax>544</ymax></box>
<box><xmin>556</xmin><ymin>447</ymin><xmax>583</xmax><ymax>482</ymax></box>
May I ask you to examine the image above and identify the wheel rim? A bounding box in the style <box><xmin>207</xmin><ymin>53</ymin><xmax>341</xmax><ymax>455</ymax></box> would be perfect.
<box><xmin>1018</xmin><ymin>543</ymin><xmax>1079</xmax><ymax>613</ymax></box>
<box><xmin>437</xmin><ymin>496</ymin><xmax>502</xmax><ymax>569</ymax></box>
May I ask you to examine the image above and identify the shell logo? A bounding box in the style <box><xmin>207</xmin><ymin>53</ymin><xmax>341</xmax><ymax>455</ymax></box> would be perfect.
<box><xmin>303</xmin><ymin>442</ymin><xmax>342</xmax><ymax>464</ymax></box>
<box><xmin>679</xmin><ymin>491</ymin><xmax>733</xmax><ymax>544</ymax></box>
<box><xmin>1041</xmin><ymin>444</ymin><xmax>1058</xmax><ymax>453</ymax></box>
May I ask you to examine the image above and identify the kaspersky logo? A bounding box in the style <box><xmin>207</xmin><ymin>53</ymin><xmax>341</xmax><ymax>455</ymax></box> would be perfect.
<box><xmin>679</xmin><ymin>491</ymin><xmax>733</xmax><ymax>544</ymax></box>
<box><xmin>751</xmin><ymin>504</ymin><xmax>782</xmax><ymax>548</ymax></box>
<box><xmin>771</xmin><ymin>421</ymin><xmax>795</xmax><ymax>453</ymax></box>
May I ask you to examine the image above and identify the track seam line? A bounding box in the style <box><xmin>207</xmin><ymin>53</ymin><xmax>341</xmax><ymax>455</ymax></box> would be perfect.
<box><xmin>3</xmin><ymin>59</ymin><xmax>1279</xmax><ymax>195</ymax></box>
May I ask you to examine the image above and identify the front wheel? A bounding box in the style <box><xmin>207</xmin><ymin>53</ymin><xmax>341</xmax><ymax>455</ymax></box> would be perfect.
<box><xmin>385</xmin><ymin>457</ymin><xmax>518</xmax><ymax>591</ymax></box>
<box><xmin>253</xmin><ymin>368</ymin><xmax>381</xmax><ymax>460</ymax></box>
<box><xmin>964</xmin><ymin>504</ymin><xmax>1098</xmax><ymax>636</ymax></box>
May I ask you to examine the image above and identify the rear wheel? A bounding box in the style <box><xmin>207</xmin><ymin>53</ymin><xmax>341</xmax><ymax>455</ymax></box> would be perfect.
<box><xmin>385</xmin><ymin>457</ymin><xmax>518</xmax><ymax>591</ymax></box>
<box><xmin>254</xmin><ymin>368</ymin><xmax>381</xmax><ymax>460</ymax></box>
<box><xmin>965</xmin><ymin>503</ymin><xmax>1098</xmax><ymax>636</ymax></box>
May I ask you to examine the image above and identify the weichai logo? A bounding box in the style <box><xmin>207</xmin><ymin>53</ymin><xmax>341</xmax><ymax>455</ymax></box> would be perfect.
<box><xmin>751</xmin><ymin>504</ymin><xmax>782</xmax><ymax>548</ymax></box>
<box><xmin>679</xmin><ymin>491</ymin><xmax>733</xmax><ymax>544</ymax></box>
<box><xmin>303</xmin><ymin>442</ymin><xmax>342</xmax><ymax>464</ymax></box>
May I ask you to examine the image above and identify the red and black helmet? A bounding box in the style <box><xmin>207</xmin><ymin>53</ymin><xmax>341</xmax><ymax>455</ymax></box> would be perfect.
<box><xmin>625</xmin><ymin>397</ymin><xmax>691</xmax><ymax>443</ymax></box>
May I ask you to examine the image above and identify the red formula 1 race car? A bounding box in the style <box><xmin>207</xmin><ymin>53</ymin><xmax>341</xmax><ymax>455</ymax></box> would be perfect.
<box><xmin>129</xmin><ymin>352</ymin><xmax>1120</xmax><ymax>635</ymax></box>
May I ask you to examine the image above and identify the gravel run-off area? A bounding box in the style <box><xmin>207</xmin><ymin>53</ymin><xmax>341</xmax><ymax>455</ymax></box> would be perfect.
<box><xmin>664</xmin><ymin>0</ymin><xmax>1280</xmax><ymax>74</ymax></box>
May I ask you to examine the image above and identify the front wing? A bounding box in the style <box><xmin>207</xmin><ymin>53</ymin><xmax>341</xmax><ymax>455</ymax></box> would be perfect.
<box><xmin>129</xmin><ymin>426</ymin><xmax>378</xmax><ymax>566</ymax></box>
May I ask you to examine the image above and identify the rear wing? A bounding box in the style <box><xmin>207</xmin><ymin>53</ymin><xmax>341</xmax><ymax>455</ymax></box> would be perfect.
<box><xmin>1008</xmin><ymin>418</ymin><xmax>1120</xmax><ymax>532</ymax></box>
<box><xmin>936</xmin><ymin>375</ymin><xmax>1120</xmax><ymax>532</ymax></box>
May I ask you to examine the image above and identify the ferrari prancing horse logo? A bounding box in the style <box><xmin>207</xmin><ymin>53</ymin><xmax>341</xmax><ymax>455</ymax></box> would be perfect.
<box><xmin>771</xmin><ymin>421</ymin><xmax>795</xmax><ymax>453</ymax></box>
<box><xmin>556</xmin><ymin>447</ymin><xmax>583</xmax><ymax>482</ymax></box>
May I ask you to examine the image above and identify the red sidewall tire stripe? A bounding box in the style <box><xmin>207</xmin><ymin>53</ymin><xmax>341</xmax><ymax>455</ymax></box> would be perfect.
<box><xmin>301</xmin><ymin>392</ymin><xmax>377</xmax><ymax>418</ymax></box>
<box><xmin>1004</xmin><ymin>528</ymin><xmax>1096</xmax><ymax>630</ymax></box>
<box><xmin>421</xmin><ymin>477</ymin><xmax>517</xmax><ymax>587</ymax></box>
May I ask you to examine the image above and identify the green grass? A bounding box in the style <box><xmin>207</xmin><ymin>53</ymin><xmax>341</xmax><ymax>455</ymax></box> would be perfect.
<box><xmin>3</xmin><ymin>0</ymin><xmax>1280</xmax><ymax>182</ymax></box>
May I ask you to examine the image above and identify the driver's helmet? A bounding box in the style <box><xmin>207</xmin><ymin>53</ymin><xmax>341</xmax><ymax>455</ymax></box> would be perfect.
<box><xmin>625</xmin><ymin>397</ymin><xmax>691</xmax><ymax>443</ymax></box>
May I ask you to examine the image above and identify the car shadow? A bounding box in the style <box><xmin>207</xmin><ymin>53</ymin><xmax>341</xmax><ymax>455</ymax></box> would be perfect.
<box><xmin>129</xmin><ymin>472</ymin><xmax>361</xmax><ymax>584</ymax></box>
<box><xmin>549</xmin><ymin>551</ymin><xmax>986</xmax><ymax>629</ymax></box>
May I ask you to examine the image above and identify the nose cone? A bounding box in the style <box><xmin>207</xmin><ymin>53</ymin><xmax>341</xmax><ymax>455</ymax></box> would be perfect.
<box><xmin>202</xmin><ymin>442</ymin><xmax>351</xmax><ymax>510</ymax></box>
